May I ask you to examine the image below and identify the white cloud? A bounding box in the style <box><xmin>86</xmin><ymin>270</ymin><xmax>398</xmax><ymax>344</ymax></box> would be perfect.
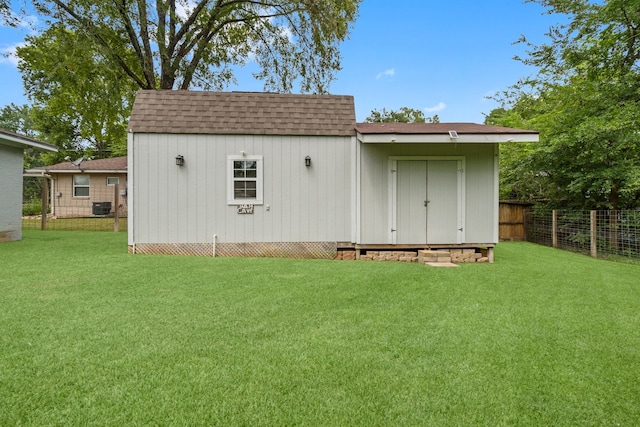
<box><xmin>376</xmin><ymin>68</ymin><xmax>395</xmax><ymax>79</ymax></box>
<box><xmin>424</xmin><ymin>102</ymin><xmax>446</xmax><ymax>113</ymax></box>
<box><xmin>0</xmin><ymin>42</ymin><xmax>25</xmax><ymax>67</ymax></box>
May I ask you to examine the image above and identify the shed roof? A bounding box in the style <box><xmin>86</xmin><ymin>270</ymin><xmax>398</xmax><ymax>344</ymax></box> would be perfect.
<box><xmin>26</xmin><ymin>156</ymin><xmax>127</xmax><ymax>174</ymax></box>
<box><xmin>355</xmin><ymin>122</ymin><xmax>539</xmax><ymax>144</ymax></box>
<box><xmin>128</xmin><ymin>90</ymin><xmax>356</xmax><ymax>136</ymax></box>
<box><xmin>0</xmin><ymin>128</ymin><xmax>58</xmax><ymax>152</ymax></box>
<box><xmin>355</xmin><ymin>122</ymin><xmax>538</xmax><ymax>135</ymax></box>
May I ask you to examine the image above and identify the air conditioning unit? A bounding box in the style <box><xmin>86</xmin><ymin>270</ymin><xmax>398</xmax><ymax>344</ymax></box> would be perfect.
<box><xmin>92</xmin><ymin>202</ymin><xmax>112</xmax><ymax>216</ymax></box>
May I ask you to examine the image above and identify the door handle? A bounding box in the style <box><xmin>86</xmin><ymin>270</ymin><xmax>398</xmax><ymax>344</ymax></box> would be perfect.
<box><xmin>424</xmin><ymin>200</ymin><xmax>429</xmax><ymax>207</ymax></box>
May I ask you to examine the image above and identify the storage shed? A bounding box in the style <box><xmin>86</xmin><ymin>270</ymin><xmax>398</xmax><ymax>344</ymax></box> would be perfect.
<box><xmin>354</xmin><ymin>122</ymin><xmax>539</xmax><ymax>255</ymax></box>
<box><xmin>127</xmin><ymin>91</ymin><xmax>539</xmax><ymax>260</ymax></box>
<box><xmin>0</xmin><ymin>128</ymin><xmax>57</xmax><ymax>242</ymax></box>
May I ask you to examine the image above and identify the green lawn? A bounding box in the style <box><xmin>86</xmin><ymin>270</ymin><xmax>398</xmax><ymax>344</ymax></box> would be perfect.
<box><xmin>22</xmin><ymin>217</ymin><xmax>127</xmax><ymax>232</ymax></box>
<box><xmin>2</xmin><ymin>231</ymin><xmax>640</xmax><ymax>426</ymax></box>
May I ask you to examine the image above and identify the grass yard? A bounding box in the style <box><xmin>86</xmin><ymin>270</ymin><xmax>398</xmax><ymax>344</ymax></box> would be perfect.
<box><xmin>22</xmin><ymin>217</ymin><xmax>127</xmax><ymax>232</ymax></box>
<box><xmin>2</xmin><ymin>231</ymin><xmax>640</xmax><ymax>426</ymax></box>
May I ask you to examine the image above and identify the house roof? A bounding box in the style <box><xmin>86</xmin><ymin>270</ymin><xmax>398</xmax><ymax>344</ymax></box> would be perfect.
<box><xmin>355</xmin><ymin>122</ymin><xmax>539</xmax><ymax>144</ymax></box>
<box><xmin>26</xmin><ymin>156</ymin><xmax>127</xmax><ymax>174</ymax></box>
<box><xmin>128</xmin><ymin>90</ymin><xmax>357</xmax><ymax>136</ymax></box>
<box><xmin>0</xmin><ymin>128</ymin><xmax>58</xmax><ymax>152</ymax></box>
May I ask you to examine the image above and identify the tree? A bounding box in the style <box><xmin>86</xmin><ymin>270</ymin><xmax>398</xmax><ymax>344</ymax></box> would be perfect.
<box><xmin>0</xmin><ymin>103</ymin><xmax>35</xmax><ymax>136</ymax></box>
<box><xmin>494</xmin><ymin>0</ymin><xmax>640</xmax><ymax>209</ymax></box>
<box><xmin>13</xmin><ymin>0</ymin><xmax>360</xmax><ymax>160</ymax></box>
<box><xmin>0</xmin><ymin>103</ymin><xmax>47</xmax><ymax>202</ymax></box>
<box><xmin>0</xmin><ymin>0</ymin><xmax>12</xmax><ymax>26</ymax></box>
<box><xmin>17</xmin><ymin>25</ymin><xmax>136</xmax><ymax>160</ymax></box>
<box><xmin>26</xmin><ymin>0</ymin><xmax>361</xmax><ymax>93</ymax></box>
<box><xmin>365</xmin><ymin>107</ymin><xmax>439</xmax><ymax>123</ymax></box>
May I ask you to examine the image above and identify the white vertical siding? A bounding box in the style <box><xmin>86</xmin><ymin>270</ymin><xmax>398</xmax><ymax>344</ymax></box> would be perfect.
<box><xmin>131</xmin><ymin>134</ymin><xmax>352</xmax><ymax>244</ymax></box>
<box><xmin>358</xmin><ymin>143</ymin><xmax>497</xmax><ymax>244</ymax></box>
<box><xmin>0</xmin><ymin>145</ymin><xmax>23</xmax><ymax>242</ymax></box>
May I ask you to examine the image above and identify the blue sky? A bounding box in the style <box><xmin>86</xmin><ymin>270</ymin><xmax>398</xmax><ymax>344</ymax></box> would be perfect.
<box><xmin>0</xmin><ymin>1</ymin><xmax>561</xmax><ymax>123</ymax></box>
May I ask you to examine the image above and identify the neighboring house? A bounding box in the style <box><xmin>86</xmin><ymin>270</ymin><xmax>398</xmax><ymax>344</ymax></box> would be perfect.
<box><xmin>26</xmin><ymin>156</ymin><xmax>128</xmax><ymax>218</ymax></box>
<box><xmin>0</xmin><ymin>128</ymin><xmax>57</xmax><ymax>242</ymax></box>
<box><xmin>127</xmin><ymin>90</ymin><xmax>539</xmax><ymax>259</ymax></box>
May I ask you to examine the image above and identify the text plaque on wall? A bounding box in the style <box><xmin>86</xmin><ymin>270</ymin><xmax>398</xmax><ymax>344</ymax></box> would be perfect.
<box><xmin>237</xmin><ymin>204</ymin><xmax>254</xmax><ymax>214</ymax></box>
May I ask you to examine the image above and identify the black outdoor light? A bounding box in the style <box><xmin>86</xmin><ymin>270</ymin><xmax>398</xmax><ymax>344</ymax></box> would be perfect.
<box><xmin>305</xmin><ymin>155</ymin><xmax>311</xmax><ymax>167</ymax></box>
<box><xmin>175</xmin><ymin>155</ymin><xmax>184</xmax><ymax>166</ymax></box>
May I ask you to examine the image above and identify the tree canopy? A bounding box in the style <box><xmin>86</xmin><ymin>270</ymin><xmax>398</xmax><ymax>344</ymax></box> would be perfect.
<box><xmin>18</xmin><ymin>25</ymin><xmax>136</xmax><ymax>160</ymax></box>
<box><xmin>26</xmin><ymin>0</ymin><xmax>360</xmax><ymax>93</ymax></box>
<box><xmin>365</xmin><ymin>107</ymin><xmax>439</xmax><ymax>123</ymax></box>
<box><xmin>493</xmin><ymin>0</ymin><xmax>640</xmax><ymax>209</ymax></box>
<box><xmin>10</xmin><ymin>0</ymin><xmax>361</xmax><ymax>159</ymax></box>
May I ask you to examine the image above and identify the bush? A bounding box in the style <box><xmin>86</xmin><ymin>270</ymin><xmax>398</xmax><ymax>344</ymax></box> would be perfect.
<box><xmin>22</xmin><ymin>200</ymin><xmax>50</xmax><ymax>216</ymax></box>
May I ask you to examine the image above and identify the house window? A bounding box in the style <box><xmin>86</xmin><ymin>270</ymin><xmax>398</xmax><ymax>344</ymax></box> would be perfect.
<box><xmin>73</xmin><ymin>175</ymin><xmax>90</xmax><ymax>197</ymax></box>
<box><xmin>106</xmin><ymin>177</ymin><xmax>119</xmax><ymax>186</ymax></box>
<box><xmin>227</xmin><ymin>155</ymin><xmax>263</xmax><ymax>205</ymax></box>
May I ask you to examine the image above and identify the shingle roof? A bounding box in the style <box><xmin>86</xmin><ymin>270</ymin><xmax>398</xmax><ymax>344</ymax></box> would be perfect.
<box><xmin>0</xmin><ymin>127</ymin><xmax>58</xmax><ymax>151</ymax></box>
<box><xmin>128</xmin><ymin>90</ymin><xmax>356</xmax><ymax>136</ymax></box>
<box><xmin>355</xmin><ymin>122</ymin><xmax>539</xmax><ymax>135</ymax></box>
<box><xmin>28</xmin><ymin>156</ymin><xmax>127</xmax><ymax>172</ymax></box>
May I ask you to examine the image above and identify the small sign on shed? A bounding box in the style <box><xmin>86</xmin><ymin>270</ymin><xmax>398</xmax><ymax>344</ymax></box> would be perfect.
<box><xmin>237</xmin><ymin>204</ymin><xmax>254</xmax><ymax>214</ymax></box>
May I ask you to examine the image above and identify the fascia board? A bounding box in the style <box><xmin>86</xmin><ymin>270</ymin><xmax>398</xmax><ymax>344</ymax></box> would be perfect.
<box><xmin>0</xmin><ymin>134</ymin><xmax>58</xmax><ymax>151</ymax></box>
<box><xmin>357</xmin><ymin>132</ymin><xmax>539</xmax><ymax>144</ymax></box>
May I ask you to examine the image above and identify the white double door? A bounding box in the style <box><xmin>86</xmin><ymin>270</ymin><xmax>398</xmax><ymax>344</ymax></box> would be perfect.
<box><xmin>391</xmin><ymin>158</ymin><xmax>464</xmax><ymax>244</ymax></box>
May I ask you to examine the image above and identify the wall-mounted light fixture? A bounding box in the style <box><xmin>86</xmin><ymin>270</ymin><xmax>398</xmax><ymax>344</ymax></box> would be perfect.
<box><xmin>305</xmin><ymin>156</ymin><xmax>311</xmax><ymax>167</ymax></box>
<box><xmin>175</xmin><ymin>155</ymin><xmax>184</xmax><ymax>166</ymax></box>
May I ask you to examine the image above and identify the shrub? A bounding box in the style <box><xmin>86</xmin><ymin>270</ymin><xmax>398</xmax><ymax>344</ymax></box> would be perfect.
<box><xmin>22</xmin><ymin>200</ymin><xmax>50</xmax><ymax>216</ymax></box>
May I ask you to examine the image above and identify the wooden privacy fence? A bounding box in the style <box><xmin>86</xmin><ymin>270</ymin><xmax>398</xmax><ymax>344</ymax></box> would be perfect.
<box><xmin>499</xmin><ymin>201</ymin><xmax>532</xmax><ymax>241</ymax></box>
<box><xmin>524</xmin><ymin>209</ymin><xmax>640</xmax><ymax>260</ymax></box>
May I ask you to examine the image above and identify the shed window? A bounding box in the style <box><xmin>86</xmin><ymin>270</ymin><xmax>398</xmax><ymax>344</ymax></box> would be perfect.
<box><xmin>73</xmin><ymin>175</ymin><xmax>90</xmax><ymax>197</ymax></box>
<box><xmin>227</xmin><ymin>155</ymin><xmax>263</xmax><ymax>205</ymax></box>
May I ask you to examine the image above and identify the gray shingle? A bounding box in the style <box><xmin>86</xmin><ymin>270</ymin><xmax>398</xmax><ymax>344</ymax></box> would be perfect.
<box><xmin>128</xmin><ymin>91</ymin><xmax>356</xmax><ymax>136</ymax></box>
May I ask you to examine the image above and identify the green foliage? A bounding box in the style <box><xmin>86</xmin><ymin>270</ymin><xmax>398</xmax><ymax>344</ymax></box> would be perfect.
<box><xmin>365</xmin><ymin>107</ymin><xmax>439</xmax><ymax>123</ymax></box>
<box><xmin>25</xmin><ymin>0</ymin><xmax>361</xmax><ymax>93</ymax></box>
<box><xmin>2</xmin><ymin>232</ymin><xmax>640</xmax><ymax>424</ymax></box>
<box><xmin>11</xmin><ymin>0</ymin><xmax>360</xmax><ymax>159</ymax></box>
<box><xmin>17</xmin><ymin>25</ymin><xmax>135</xmax><ymax>160</ymax></box>
<box><xmin>0</xmin><ymin>103</ymin><xmax>48</xmax><ymax>168</ymax></box>
<box><xmin>494</xmin><ymin>0</ymin><xmax>640</xmax><ymax>209</ymax></box>
<box><xmin>0</xmin><ymin>0</ymin><xmax>13</xmax><ymax>26</ymax></box>
<box><xmin>21</xmin><ymin>200</ymin><xmax>44</xmax><ymax>216</ymax></box>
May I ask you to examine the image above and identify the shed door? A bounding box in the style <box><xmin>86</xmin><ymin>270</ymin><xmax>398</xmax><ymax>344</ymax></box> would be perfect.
<box><xmin>394</xmin><ymin>160</ymin><xmax>463</xmax><ymax>244</ymax></box>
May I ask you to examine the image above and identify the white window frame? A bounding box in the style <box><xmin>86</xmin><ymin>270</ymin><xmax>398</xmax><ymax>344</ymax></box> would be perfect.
<box><xmin>106</xmin><ymin>177</ymin><xmax>119</xmax><ymax>186</ymax></box>
<box><xmin>227</xmin><ymin>155</ymin><xmax>263</xmax><ymax>205</ymax></box>
<box><xmin>73</xmin><ymin>174</ymin><xmax>90</xmax><ymax>198</ymax></box>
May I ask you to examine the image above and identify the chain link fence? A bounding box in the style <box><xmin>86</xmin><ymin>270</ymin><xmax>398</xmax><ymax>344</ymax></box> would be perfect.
<box><xmin>525</xmin><ymin>209</ymin><xmax>640</xmax><ymax>260</ymax></box>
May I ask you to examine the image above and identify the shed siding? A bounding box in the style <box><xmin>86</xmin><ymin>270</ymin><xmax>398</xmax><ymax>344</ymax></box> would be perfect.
<box><xmin>358</xmin><ymin>143</ymin><xmax>497</xmax><ymax>244</ymax></box>
<box><xmin>130</xmin><ymin>133</ymin><xmax>352</xmax><ymax>244</ymax></box>
<box><xmin>0</xmin><ymin>144</ymin><xmax>23</xmax><ymax>242</ymax></box>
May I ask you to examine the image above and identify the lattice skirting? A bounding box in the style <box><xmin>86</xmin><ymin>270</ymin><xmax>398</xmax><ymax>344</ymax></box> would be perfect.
<box><xmin>129</xmin><ymin>241</ymin><xmax>337</xmax><ymax>259</ymax></box>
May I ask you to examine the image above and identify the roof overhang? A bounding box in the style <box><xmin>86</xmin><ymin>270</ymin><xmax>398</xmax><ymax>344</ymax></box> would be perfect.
<box><xmin>356</xmin><ymin>132</ymin><xmax>539</xmax><ymax>144</ymax></box>
<box><xmin>23</xmin><ymin>172</ymin><xmax>52</xmax><ymax>178</ymax></box>
<box><xmin>24</xmin><ymin>169</ymin><xmax>127</xmax><ymax>174</ymax></box>
<box><xmin>0</xmin><ymin>130</ymin><xmax>58</xmax><ymax>152</ymax></box>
